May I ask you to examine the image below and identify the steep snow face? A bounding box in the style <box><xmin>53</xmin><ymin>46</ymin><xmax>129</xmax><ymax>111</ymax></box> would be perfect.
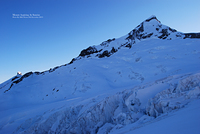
<box><xmin>0</xmin><ymin>15</ymin><xmax>200</xmax><ymax>133</ymax></box>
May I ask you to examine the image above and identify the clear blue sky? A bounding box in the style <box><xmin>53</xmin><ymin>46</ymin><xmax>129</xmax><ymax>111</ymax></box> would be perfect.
<box><xmin>0</xmin><ymin>0</ymin><xmax>200</xmax><ymax>83</ymax></box>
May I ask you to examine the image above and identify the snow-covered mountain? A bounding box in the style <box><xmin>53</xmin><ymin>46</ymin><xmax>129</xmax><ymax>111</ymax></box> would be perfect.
<box><xmin>0</xmin><ymin>15</ymin><xmax>200</xmax><ymax>134</ymax></box>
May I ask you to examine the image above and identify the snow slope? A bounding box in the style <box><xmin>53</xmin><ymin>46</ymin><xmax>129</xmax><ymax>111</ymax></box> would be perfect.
<box><xmin>0</xmin><ymin>15</ymin><xmax>200</xmax><ymax>134</ymax></box>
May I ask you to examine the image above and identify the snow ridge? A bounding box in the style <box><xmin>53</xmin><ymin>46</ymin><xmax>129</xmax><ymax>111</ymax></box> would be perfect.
<box><xmin>1</xmin><ymin>15</ymin><xmax>199</xmax><ymax>90</ymax></box>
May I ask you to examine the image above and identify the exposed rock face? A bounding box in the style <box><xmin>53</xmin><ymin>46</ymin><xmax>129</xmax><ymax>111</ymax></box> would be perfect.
<box><xmin>74</xmin><ymin>15</ymin><xmax>200</xmax><ymax>62</ymax></box>
<box><xmin>79</xmin><ymin>46</ymin><xmax>102</xmax><ymax>57</ymax></box>
<box><xmin>183</xmin><ymin>33</ymin><xmax>200</xmax><ymax>39</ymax></box>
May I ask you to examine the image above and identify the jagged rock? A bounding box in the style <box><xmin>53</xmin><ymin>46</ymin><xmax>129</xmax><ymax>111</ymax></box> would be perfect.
<box><xmin>158</xmin><ymin>29</ymin><xmax>169</xmax><ymax>39</ymax></box>
<box><xmin>98</xmin><ymin>50</ymin><xmax>110</xmax><ymax>58</ymax></box>
<box><xmin>79</xmin><ymin>46</ymin><xmax>102</xmax><ymax>57</ymax></box>
<box><xmin>11</xmin><ymin>76</ymin><xmax>19</xmax><ymax>81</ymax></box>
<box><xmin>145</xmin><ymin>15</ymin><xmax>160</xmax><ymax>23</ymax></box>
<box><xmin>100</xmin><ymin>38</ymin><xmax>115</xmax><ymax>46</ymax></box>
<box><xmin>184</xmin><ymin>33</ymin><xmax>200</xmax><ymax>39</ymax></box>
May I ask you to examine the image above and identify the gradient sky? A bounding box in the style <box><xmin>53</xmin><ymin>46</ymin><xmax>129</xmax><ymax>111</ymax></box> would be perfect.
<box><xmin>0</xmin><ymin>0</ymin><xmax>200</xmax><ymax>83</ymax></box>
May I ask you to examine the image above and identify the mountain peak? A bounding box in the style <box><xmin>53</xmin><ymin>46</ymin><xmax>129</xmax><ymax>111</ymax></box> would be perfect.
<box><xmin>69</xmin><ymin>15</ymin><xmax>200</xmax><ymax>63</ymax></box>
<box><xmin>145</xmin><ymin>15</ymin><xmax>161</xmax><ymax>23</ymax></box>
<box><xmin>2</xmin><ymin>15</ymin><xmax>199</xmax><ymax>86</ymax></box>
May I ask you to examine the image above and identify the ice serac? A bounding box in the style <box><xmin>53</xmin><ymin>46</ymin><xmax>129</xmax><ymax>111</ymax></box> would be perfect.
<box><xmin>0</xmin><ymin>15</ymin><xmax>200</xmax><ymax>134</ymax></box>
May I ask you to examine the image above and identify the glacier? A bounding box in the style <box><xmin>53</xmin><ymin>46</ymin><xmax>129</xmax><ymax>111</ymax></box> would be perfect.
<box><xmin>0</xmin><ymin>15</ymin><xmax>200</xmax><ymax>134</ymax></box>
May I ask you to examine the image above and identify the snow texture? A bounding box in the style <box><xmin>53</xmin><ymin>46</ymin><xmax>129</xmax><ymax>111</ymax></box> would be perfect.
<box><xmin>0</xmin><ymin>15</ymin><xmax>200</xmax><ymax>134</ymax></box>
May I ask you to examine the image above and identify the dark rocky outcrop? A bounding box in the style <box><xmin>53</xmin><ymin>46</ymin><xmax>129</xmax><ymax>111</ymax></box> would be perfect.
<box><xmin>137</xmin><ymin>23</ymin><xmax>144</xmax><ymax>33</ymax></box>
<box><xmin>98</xmin><ymin>50</ymin><xmax>110</xmax><ymax>58</ymax></box>
<box><xmin>34</xmin><ymin>72</ymin><xmax>41</xmax><ymax>75</ymax></box>
<box><xmin>100</xmin><ymin>38</ymin><xmax>115</xmax><ymax>46</ymax></box>
<box><xmin>126</xmin><ymin>32</ymin><xmax>135</xmax><ymax>40</ymax></box>
<box><xmin>11</xmin><ymin>76</ymin><xmax>19</xmax><ymax>81</ymax></box>
<box><xmin>142</xmin><ymin>33</ymin><xmax>154</xmax><ymax>39</ymax></box>
<box><xmin>4</xmin><ymin>71</ymin><xmax>46</xmax><ymax>93</ymax></box>
<box><xmin>4</xmin><ymin>72</ymin><xmax>34</xmax><ymax>93</ymax></box>
<box><xmin>125</xmin><ymin>43</ymin><xmax>132</xmax><ymax>48</ymax></box>
<box><xmin>13</xmin><ymin>72</ymin><xmax>33</xmax><ymax>84</ymax></box>
<box><xmin>158</xmin><ymin>29</ymin><xmax>169</xmax><ymax>39</ymax></box>
<box><xmin>97</xmin><ymin>47</ymin><xmax>117</xmax><ymax>58</ymax></box>
<box><xmin>79</xmin><ymin>46</ymin><xmax>102</xmax><ymax>57</ymax></box>
<box><xmin>183</xmin><ymin>33</ymin><xmax>200</xmax><ymax>39</ymax></box>
<box><xmin>111</xmin><ymin>47</ymin><xmax>117</xmax><ymax>53</ymax></box>
<box><xmin>49</xmin><ymin>66</ymin><xmax>60</xmax><ymax>73</ymax></box>
<box><xmin>169</xmin><ymin>27</ymin><xmax>177</xmax><ymax>32</ymax></box>
<box><xmin>106</xmin><ymin>38</ymin><xmax>115</xmax><ymax>43</ymax></box>
<box><xmin>145</xmin><ymin>16</ymin><xmax>158</xmax><ymax>22</ymax></box>
<box><xmin>126</xmin><ymin>25</ymin><xmax>144</xmax><ymax>41</ymax></box>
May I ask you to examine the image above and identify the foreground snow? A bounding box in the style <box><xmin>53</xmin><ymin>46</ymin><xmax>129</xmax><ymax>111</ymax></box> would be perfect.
<box><xmin>0</xmin><ymin>72</ymin><xmax>200</xmax><ymax>133</ymax></box>
<box><xmin>112</xmin><ymin>99</ymin><xmax>200</xmax><ymax>134</ymax></box>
